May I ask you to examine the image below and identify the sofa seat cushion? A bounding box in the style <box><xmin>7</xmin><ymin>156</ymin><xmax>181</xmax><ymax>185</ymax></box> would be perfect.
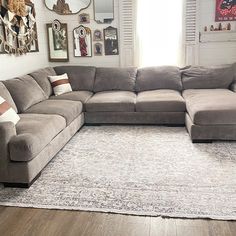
<box><xmin>86</xmin><ymin>91</ymin><xmax>136</xmax><ymax>112</ymax></box>
<box><xmin>50</xmin><ymin>91</ymin><xmax>93</xmax><ymax>103</ymax></box>
<box><xmin>25</xmin><ymin>100</ymin><xmax>83</xmax><ymax>125</ymax></box>
<box><xmin>9</xmin><ymin>114</ymin><xmax>66</xmax><ymax>162</ymax></box>
<box><xmin>183</xmin><ymin>89</ymin><xmax>236</xmax><ymax>125</ymax></box>
<box><xmin>136</xmin><ymin>90</ymin><xmax>186</xmax><ymax>112</ymax></box>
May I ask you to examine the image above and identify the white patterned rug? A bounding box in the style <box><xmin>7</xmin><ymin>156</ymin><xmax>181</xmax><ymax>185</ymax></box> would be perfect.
<box><xmin>0</xmin><ymin>126</ymin><xmax>236</xmax><ymax>220</ymax></box>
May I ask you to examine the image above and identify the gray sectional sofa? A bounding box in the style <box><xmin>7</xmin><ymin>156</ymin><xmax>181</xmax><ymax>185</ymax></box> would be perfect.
<box><xmin>0</xmin><ymin>64</ymin><xmax>236</xmax><ymax>187</ymax></box>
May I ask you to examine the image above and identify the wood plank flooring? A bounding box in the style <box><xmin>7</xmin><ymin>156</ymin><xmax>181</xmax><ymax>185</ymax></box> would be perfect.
<box><xmin>0</xmin><ymin>206</ymin><xmax>235</xmax><ymax>236</ymax></box>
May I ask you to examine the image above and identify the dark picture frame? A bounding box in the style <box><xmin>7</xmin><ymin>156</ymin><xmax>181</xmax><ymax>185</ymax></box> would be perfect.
<box><xmin>104</xmin><ymin>26</ymin><xmax>119</xmax><ymax>55</ymax></box>
<box><xmin>46</xmin><ymin>22</ymin><xmax>69</xmax><ymax>62</ymax></box>
<box><xmin>73</xmin><ymin>25</ymin><xmax>92</xmax><ymax>57</ymax></box>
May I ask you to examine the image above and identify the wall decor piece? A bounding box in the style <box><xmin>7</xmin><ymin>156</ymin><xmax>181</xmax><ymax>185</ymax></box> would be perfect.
<box><xmin>45</xmin><ymin>0</ymin><xmax>91</xmax><ymax>15</ymax></box>
<box><xmin>93</xmin><ymin>29</ymin><xmax>102</xmax><ymax>41</ymax></box>
<box><xmin>94</xmin><ymin>42</ymin><xmax>102</xmax><ymax>56</ymax></box>
<box><xmin>0</xmin><ymin>0</ymin><xmax>39</xmax><ymax>55</ymax></box>
<box><xmin>94</xmin><ymin>0</ymin><xmax>114</xmax><ymax>23</ymax></box>
<box><xmin>216</xmin><ymin>0</ymin><xmax>236</xmax><ymax>21</ymax></box>
<box><xmin>73</xmin><ymin>25</ymin><xmax>92</xmax><ymax>57</ymax></box>
<box><xmin>104</xmin><ymin>26</ymin><xmax>119</xmax><ymax>55</ymax></box>
<box><xmin>79</xmin><ymin>13</ymin><xmax>90</xmax><ymax>24</ymax></box>
<box><xmin>46</xmin><ymin>20</ymin><xmax>69</xmax><ymax>62</ymax></box>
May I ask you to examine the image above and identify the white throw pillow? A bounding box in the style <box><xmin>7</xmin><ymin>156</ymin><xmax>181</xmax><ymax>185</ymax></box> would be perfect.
<box><xmin>48</xmin><ymin>73</ymin><xmax>72</xmax><ymax>96</ymax></box>
<box><xmin>0</xmin><ymin>96</ymin><xmax>20</xmax><ymax>125</ymax></box>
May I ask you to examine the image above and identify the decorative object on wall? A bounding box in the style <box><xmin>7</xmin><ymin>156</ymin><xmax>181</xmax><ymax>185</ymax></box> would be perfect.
<box><xmin>73</xmin><ymin>25</ymin><xmax>92</xmax><ymax>57</ymax></box>
<box><xmin>216</xmin><ymin>0</ymin><xmax>236</xmax><ymax>21</ymax></box>
<box><xmin>94</xmin><ymin>42</ymin><xmax>102</xmax><ymax>56</ymax></box>
<box><xmin>46</xmin><ymin>20</ymin><xmax>69</xmax><ymax>62</ymax></box>
<box><xmin>79</xmin><ymin>13</ymin><xmax>90</xmax><ymax>24</ymax></box>
<box><xmin>93</xmin><ymin>29</ymin><xmax>102</xmax><ymax>41</ymax></box>
<box><xmin>104</xmin><ymin>26</ymin><xmax>119</xmax><ymax>55</ymax></box>
<box><xmin>45</xmin><ymin>0</ymin><xmax>91</xmax><ymax>15</ymax></box>
<box><xmin>0</xmin><ymin>0</ymin><xmax>39</xmax><ymax>55</ymax></box>
<box><xmin>94</xmin><ymin>0</ymin><xmax>114</xmax><ymax>24</ymax></box>
<box><xmin>205</xmin><ymin>23</ymin><xmax>232</xmax><ymax>32</ymax></box>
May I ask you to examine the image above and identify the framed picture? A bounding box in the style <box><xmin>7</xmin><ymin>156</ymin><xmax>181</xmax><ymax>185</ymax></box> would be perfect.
<box><xmin>94</xmin><ymin>43</ymin><xmax>103</xmax><ymax>56</ymax></box>
<box><xmin>216</xmin><ymin>0</ymin><xmax>236</xmax><ymax>21</ymax></box>
<box><xmin>0</xmin><ymin>0</ymin><xmax>39</xmax><ymax>55</ymax></box>
<box><xmin>79</xmin><ymin>13</ymin><xmax>90</xmax><ymax>24</ymax></box>
<box><xmin>73</xmin><ymin>25</ymin><xmax>92</xmax><ymax>57</ymax></box>
<box><xmin>104</xmin><ymin>26</ymin><xmax>119</xmax><ymax>55</ymax></box>
<box><xmin>93</xmin><ymin>29</ymin><xmax>102</xmax><ymax>41</ymax></box>
<box><xmin>46</xmin><ymin>20</ymin><xmax>69</xmax><ymax>62</ymax></box>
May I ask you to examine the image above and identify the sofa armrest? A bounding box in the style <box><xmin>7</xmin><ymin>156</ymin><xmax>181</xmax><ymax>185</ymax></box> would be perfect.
<box><xmin>0</xmin><ymin>122</ymin><xmax>16</xmax><ymax>180</ymax></box>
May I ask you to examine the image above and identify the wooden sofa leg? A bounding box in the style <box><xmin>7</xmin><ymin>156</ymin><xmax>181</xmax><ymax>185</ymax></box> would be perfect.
<box><xmin>192</xmin><ymin>139</ymin><xmax>213</xmax><ymax>144</ymax></box>
<box><xmin>3</xmin><ymin>172</ymin><xmax>41</xmax><ymax>188</ymax></box>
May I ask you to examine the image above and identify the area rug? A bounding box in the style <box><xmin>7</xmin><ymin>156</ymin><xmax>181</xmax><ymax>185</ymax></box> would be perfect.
<box><xmin>0</xmin><ymin>126</ymin><xmax>236</xmax><ymax>220</ymax></box>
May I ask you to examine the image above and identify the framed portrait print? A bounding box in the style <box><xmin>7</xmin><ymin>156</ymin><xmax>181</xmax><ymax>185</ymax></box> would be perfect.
<box><xmin>104</xmin><ymin>26</ymin><xmax>119</xmax><ymax>55</ymax></box>
<box><xmin>73</xmin><ymin>25</ymin><xmax>92</xmax><ymax>57</ymax></box>
<box><xmin>93</xmin><ymin>29</ymin><xmax>102</xmax><ymax>41</ymax></box>
<box><xmin>94</xmin><ymin>43</ymin><xmax>103</xmax><ymax>56</ymax></box>
<box><xmin>46</xmin><ymin>20</ymin><xmax>69</xmax><ymax>62</ymax></box>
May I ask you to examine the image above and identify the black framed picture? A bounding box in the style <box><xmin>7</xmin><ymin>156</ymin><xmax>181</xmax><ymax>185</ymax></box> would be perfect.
<box><xmin>103</xmin><ymin>26</ymin><xmax>119</xmax><ymax>55</ymax></box>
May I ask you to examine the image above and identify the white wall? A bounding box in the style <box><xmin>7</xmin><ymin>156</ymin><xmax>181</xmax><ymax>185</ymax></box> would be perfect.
<box><xmin>199</xmin><ymin>0</ymin><xmax>236</xmax><ymax>65</ymax></box>
<box><xmin>0</xmin><ymin>1</ymin><xmax>49</xmax><ymax>80</ymax></box>
<box><xmin>0</xmin><ymin>0</ymin><xmax>120</xmax><ymax>81</ymax></box>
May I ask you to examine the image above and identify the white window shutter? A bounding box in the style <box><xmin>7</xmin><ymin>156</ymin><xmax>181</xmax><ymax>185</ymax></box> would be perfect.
<box><xmin>184</xmin><ymin>0</ymin><xmax>199</xmax><ymax>65</ymax></box>
<box><xmin>119</xmin><ymin>0</ymin><xmax>135</xmax><ymax>67</ymax></box>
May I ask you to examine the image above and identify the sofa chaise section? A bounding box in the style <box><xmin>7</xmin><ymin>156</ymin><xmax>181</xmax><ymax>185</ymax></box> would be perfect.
<box><xmin>182</xmin><ymin>65</ymin><xmax>236</xmax><ymax>142</ymax></box>
<box><xmin>183</xmin><ymin>89</ymin><xmax>236</xmax><ymax>142</ymax></box>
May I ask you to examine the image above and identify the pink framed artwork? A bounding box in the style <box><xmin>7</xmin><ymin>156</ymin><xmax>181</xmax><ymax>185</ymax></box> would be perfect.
<box><xmin>216</xmin><ymin>0</ymin><xmax>236</xmax><ymax>21</ymax></box>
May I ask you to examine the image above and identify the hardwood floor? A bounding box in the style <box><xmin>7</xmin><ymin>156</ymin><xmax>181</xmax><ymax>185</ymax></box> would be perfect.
<box><xmin>0</xmin><ymin>206</ymin><xmax>235</xmax><ymax>236</ymax></box>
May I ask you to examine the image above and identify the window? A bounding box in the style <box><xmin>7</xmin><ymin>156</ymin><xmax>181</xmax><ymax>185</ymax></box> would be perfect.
<box><xmin>136</xmin><ymin>0</ymin><xmax>184</xmax><ymax>67</ymax></box>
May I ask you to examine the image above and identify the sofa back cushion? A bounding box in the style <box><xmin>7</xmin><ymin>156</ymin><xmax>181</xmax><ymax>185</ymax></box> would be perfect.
<box><xmin>3</xmin><ymin>75</ymin><xmax>47</xmax><ymax>113</ymax></box>
<box><xmin>94</xmin><ymin>67</ymin><xmax>137</xmax><ymax>92</ymax></box>
<box><xmin>182</xmin><ymin>65</ymin><xmax>234</xmax><ymax>89</ymax></box>
<box><xmin>54</xmin><ymin>66</ymin><xmax>96</xmax><ymax>91</ymax></box>
<box><xmin>0</xmin><ymin>82</ymin><xmax>18</xmax><ymax>112</ymax></box>
<box><xmin>136</xmin><ymin>66</ymin><xmax>182</xmax><ymax>92</ymax></box>
<box><xmin>30</xmin><ymin>67</ymin><xmax>56</xmax><ymax>97</ymax></box>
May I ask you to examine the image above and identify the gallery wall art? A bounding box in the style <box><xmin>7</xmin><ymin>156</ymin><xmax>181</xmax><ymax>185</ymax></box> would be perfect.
<box><xmin>216</xmin><ymin>0</ymin><xmax>236</xmax><ymax>21</ymax></box>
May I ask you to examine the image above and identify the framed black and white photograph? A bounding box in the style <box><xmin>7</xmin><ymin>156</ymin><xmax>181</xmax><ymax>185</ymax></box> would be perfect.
<box><xmin>104</xmin><ymin>26</ymin><xmax>119</xmax><ymax>55</ymax></box>
<box><xmin>94</xmin><ymin>43</ymin><xmax>103</xmax><ymax>56</ymax></box>
<box><xmin>93</xmin><ymin>29</ymin><xmax>102</xmax><ymax>41</ymax></box>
